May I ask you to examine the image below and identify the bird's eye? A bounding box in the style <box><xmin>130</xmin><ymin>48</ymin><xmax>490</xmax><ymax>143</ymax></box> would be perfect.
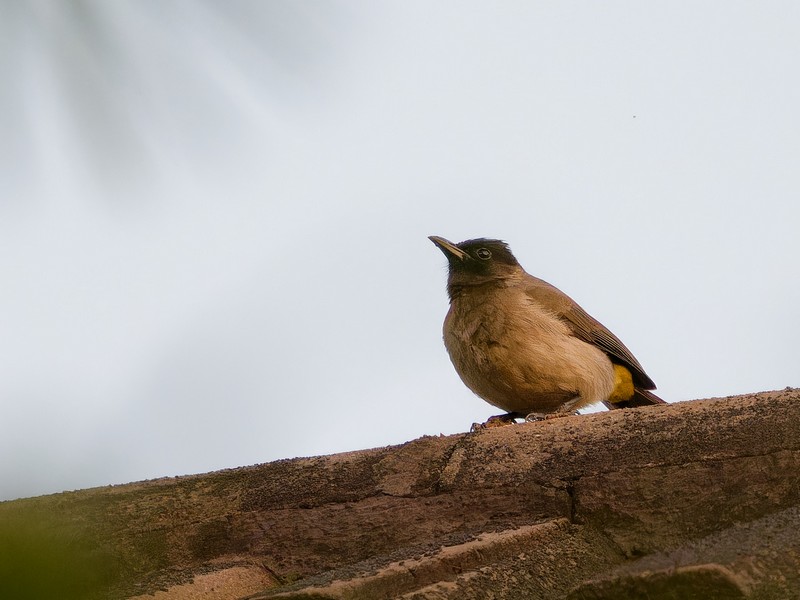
<box><xmin>475</xmin><ymin>248</ymin><xmax>492</xmax><ymax>260</ymax></box>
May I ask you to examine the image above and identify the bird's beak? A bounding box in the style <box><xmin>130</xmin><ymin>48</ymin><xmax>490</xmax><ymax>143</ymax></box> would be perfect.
<box><xmin>429</xmin><ymin>236</ymin><xmax>469</xmax><ymax>261</ymax></box>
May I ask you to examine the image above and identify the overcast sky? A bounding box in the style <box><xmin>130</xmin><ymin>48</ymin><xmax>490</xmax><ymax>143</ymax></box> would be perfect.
<box><xmin>1</xmin><ymin>1</ymin><xmax>798</xmax><ymax>501</ymax></box>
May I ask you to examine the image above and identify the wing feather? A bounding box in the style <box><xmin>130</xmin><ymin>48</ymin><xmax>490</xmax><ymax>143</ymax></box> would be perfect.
<box><xmin>523</xmin><ymin>276</ymin><xmax>656</xmax><ymax>390</ymax></box>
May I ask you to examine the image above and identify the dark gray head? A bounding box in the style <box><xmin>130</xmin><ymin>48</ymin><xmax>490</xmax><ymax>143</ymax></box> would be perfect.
<box><xmin>429</xmin><ymin>236</ymin><xmax>522</xmax><ymax>298</ymax></box>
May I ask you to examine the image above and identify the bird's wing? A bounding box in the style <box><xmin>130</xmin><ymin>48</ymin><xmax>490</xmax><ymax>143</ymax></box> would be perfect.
<box><xmin>523</xmin><ymin>276</ymin><xmax>656</xmax><ymax>390</ymax></box>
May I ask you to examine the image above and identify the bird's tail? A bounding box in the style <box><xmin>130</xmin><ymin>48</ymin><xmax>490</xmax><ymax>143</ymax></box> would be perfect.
<box><xmin>603</xmin><ymin>388</ymin><xmax>666</xmax><ymax>410</ymax></box>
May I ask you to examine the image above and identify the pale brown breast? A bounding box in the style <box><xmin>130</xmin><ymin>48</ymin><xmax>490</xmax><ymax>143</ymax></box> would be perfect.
<box><xmin>443</xmin><ymin>285</ymin><xmax>614</xmax><ymax>413</ymax></box>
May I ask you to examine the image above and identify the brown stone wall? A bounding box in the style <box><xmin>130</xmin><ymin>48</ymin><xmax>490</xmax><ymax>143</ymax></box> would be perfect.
<box><xmin>1</xmin><ymin>389</ymin><xmax>799</xmax><ymax>599</ymax></box>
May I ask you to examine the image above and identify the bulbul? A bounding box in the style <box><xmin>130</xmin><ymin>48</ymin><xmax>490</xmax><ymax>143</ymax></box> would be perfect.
<box><xmin>430</xmin><ymin>236</ymin><xmax>664</xmax><ymax>422</ymax></box>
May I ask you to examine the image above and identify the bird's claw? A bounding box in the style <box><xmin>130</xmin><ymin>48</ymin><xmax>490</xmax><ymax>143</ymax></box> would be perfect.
<box><xmin>470</xmin><ymin>413</ymin><xmax>519</xmax><ymax>432</ymax></box>
<box><xmin>524</xmin><ymin>412</ymin><xmax>547</xmax><ymax>422</ymax></box>
<box><xmin>525</xmin><ymin>411</ymin><xmax>577</xmax><ymax>422</ymax></box>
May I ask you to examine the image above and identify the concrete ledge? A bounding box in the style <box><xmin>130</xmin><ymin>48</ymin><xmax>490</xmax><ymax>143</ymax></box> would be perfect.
<box><xmin>1</xmin><ymin>388</ymin><xmax>799</xmax><ymax>599</ymax></box>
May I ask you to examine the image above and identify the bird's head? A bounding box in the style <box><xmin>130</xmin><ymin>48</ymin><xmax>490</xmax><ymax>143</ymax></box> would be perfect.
<box><xmin>429</xmin><ymin>236</ymin><xmax>522</xmax><ymax>298</ymax></box>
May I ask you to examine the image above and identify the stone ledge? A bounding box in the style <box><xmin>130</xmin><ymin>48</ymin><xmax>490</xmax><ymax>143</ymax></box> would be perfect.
<box><xmin>1</xmin><ymin>388</ymin><xmax>798</xmax><ymax>599</ymax></box>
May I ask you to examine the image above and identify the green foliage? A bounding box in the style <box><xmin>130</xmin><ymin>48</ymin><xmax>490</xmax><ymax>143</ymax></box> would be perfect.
<box><xmin>0</xmin><ymin>512</ymin><xmax>120</xmax><ymax>600</ymax></box>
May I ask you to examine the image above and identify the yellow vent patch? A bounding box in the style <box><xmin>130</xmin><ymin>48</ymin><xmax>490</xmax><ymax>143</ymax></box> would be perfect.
<box><xmin>608</xmin><ymin>364</ymin><xmax>635</xmax><ymax>403</ymax></box>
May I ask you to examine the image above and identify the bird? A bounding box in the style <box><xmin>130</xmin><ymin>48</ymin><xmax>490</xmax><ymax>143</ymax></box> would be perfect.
<box><xmin>429</xmin><ymin>236</ymin><xmax>665</xmax><ymax>425</ymax></box>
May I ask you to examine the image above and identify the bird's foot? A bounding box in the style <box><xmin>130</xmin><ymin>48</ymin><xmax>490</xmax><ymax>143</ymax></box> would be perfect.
<box><xmin>470</xmin><ymin>413</ymin><xmax>521</xmax><ymax>432</ymax></box>
<box><xmin>524</xmin><ymin>411</ymin><xmax>576</xmax><ymax>422</ymax></box>
<box><xmin>524</xmin><ymin>412</ymin><xmax>547</xmax><ymax>422</ymax></box>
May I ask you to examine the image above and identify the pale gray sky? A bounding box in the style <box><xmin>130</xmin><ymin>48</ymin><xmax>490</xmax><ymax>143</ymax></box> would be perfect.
<box><xmin>1</xmin><ymin>1</ymin><xmax>798</xmax><ymax>501</ymax></box>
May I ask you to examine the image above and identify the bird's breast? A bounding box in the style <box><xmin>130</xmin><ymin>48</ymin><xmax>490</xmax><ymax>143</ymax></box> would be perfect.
<box><xmin>444</xmin><ymin>288</ymin><xmax>570</xmax><ymax>351</ymax></box>
<box><xmin>442</xmin><ymin>286</ymin><xmax>614</xmax><ymax>412</ymax></box>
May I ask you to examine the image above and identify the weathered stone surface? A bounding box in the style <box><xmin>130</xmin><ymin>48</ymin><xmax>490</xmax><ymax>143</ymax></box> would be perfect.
<box><xmin>1</xmin><ymin>388</ymin><xmax>799</xmax><ymax>599</ymax></box>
